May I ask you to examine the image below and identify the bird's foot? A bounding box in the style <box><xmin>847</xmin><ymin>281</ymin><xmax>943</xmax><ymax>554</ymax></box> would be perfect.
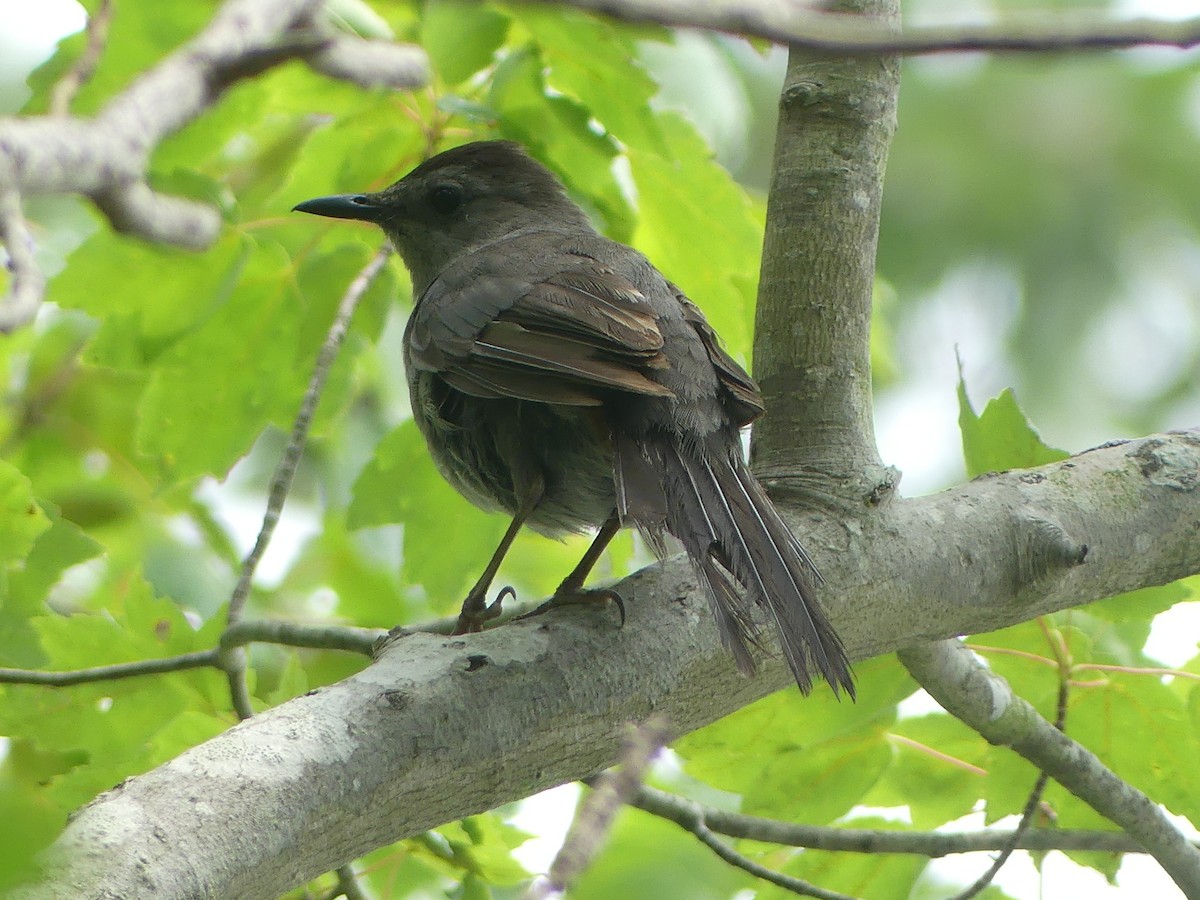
<box><xmin>517</xmin><ymin>584</ymin><xmax>625</xmax><ymax>627</ymax></box>
<box><xmin>452</xmin><ymin>585</ymin><xmax>515</xmax><ymax>634</ymax></box>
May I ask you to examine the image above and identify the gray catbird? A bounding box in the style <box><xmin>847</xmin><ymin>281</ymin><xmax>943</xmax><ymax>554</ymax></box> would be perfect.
<box><xmin>295</xmin><ymin>140</ymin><xmax>852</xmax><ymax>696</ymax></box>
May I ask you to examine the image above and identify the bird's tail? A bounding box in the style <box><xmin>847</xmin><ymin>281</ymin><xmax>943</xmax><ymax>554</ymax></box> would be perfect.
<box><xmin>618</xmin><ymin>432</ymin><xmax>854</xmax><ymax>697</ymax></box>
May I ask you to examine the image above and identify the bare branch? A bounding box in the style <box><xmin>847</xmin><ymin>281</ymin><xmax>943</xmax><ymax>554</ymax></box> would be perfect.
<box><xmin>0</xmin><ymin>182</ymin><xmax>45</xmax><ymax>331</ymax></box>
<box><xmin>523</xmin><ymin>0</ymin><xmax>1200</xmax><ymax>55</ymax></box>
<box><xmin>91</xmin><ymin>181</ymin><xmax>221</xmax><ymax>249</ymax></box>
<box><xmin>948</xmin><ymin>636</ymin><xmax>1067</xmax><ymax>900</ymax></box>
<box><xmin>900</xmin><ymin>640</ymin><xmax>1200</xmax><ymax>895</ymax></box>
<box><xmin>306</xmin><ymin>34</ymin><xmax>429</xmax><ymax>88</ymax></box>
<box><xmin>0</xmin><ymin>0</ymin><xmax>427</xmax><ymax>252</ymax></box>
<box><xmin>629</xmin><ymin>783</ymin><xmax>1185</xmax><ymax>856</ymax></box>
<box><xmin>224</xmin><ymin>244</ymin><xmax>392</xmax><ymax>717</ymax></box>
<box><xmin>222</xmin><ymin>619</ymin><xmax>383</xmax><ymax>655</ymax></box>
<box><xmin>49</xmin><ymin>0</ymin><xmax>114</xmax><ymax>116</ymax></box>
<box><xmin>676</xmin><ymin>802</ymin><xmax>860</xmax><ymax>900</ymax></box>
<box><xmin>0</xmin><ymin>650</ymin><xmax>219</xmax><ymax>686</ymax></box>
<box><xmin>226</xmin><ymin>245</ymin><xmax>392</xmax><ymax>627</ymax></box>
<box><xmin>0</xmin><ymin>619</ymin><xmax>379</xmax><ymax>688</ymax></box>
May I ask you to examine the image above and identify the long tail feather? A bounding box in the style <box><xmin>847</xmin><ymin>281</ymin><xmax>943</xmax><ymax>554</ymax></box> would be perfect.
<box><xmin>636</xmin><ymin>434</ymin><xmax>853</xmax><ymax>697</ymax></box>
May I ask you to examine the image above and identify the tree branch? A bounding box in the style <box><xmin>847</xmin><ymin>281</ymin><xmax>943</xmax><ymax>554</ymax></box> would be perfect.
<box><xmin>0</xmin><ymin>0</ymin><xmax>426</xmax><ymax>325</ymax></box>
<box><xmin>0</xmin><ymin>621</ymin><xmax>380</xmax><ymax>687</ymax></box>
<box><xmin>16</xmin><ymin>428</ymin><xmax>1200</xmax><ymax>899</ymax></box>
<box><xmin>679</xmin><ymin>809</ymin><xmax>860</xmax><ymax>900</ymax></box>
<box><xmin>900</xmin><ymin>640</ymin><xmax>1200</xmax><ymax>895</ymax></box>
<box><xmin>48</xmin><ymin>0</ymin><xmax>114</xmax><ymax>117</ymax></box>
<box><xmin>629</xmin><ymin>782</ymin><xmax>1189</xmax><ymax>855</ymax></box>
<box><xmin>523</xmin><ymin>0</ymin><xmax>1200</xmax><ymax>55</ymax></box>
<box><xmin>222</xmin><ymin>244</ymin><xmax>392</xmax><ymax>717</ymax></box>
<box><xmin>0</xmin><ymin>650</ymin><xmax>219</xmax><ymax>686</ymax></box>
<box><xmin>0</xmin><ymin>180</ymin><xmax>45</xmax><ymax>332</ymax></box>
<box><xmin>752</xmin><ymin>0</ymin><xmax>897</xmax><ymax>482</ymax></box>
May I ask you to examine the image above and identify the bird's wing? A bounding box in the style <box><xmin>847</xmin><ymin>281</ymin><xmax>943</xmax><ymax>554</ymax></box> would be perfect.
<box><xmin>674</xmin><ymin>289</ymin><xmax>764</xmax><ymax>426</ymax></box>
<box><xmin>407</xmin><ymin>247</ymin><xmax>675</xmax><ymax>406</ymax></box>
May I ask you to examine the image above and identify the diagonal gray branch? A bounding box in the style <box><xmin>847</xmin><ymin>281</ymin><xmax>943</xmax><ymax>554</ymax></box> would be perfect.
<box><xmin>900</xmin><ymin>640</ymin><xmax>1200</xmax><ymax>896</ymax></box>
<box><xmin>16</xmin><ymin>428</ymin><xmax>1200</xmax><ymax>899</ymax></box>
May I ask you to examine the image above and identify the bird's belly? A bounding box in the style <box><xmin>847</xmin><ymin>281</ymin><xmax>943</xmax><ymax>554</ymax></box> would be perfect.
<box><xmin>410</xmin><ymin>372</ymin><xmax>616</xmax><ymax>535</ymax></box>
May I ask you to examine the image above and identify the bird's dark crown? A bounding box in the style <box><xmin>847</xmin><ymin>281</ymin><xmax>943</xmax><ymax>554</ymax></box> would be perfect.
<box><xmin>381</xmin><ymin>140</ymin><xmax>577</xmax><ymax>212</ymax></box>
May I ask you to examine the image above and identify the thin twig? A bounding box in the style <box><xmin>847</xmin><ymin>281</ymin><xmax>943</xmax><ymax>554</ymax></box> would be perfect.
<box><xmin>0</xmin><ymin>182</ymin><xmax>46</xmax><ymax>332</ymax></box>
<box><xmin>221</xmin><ymin>619</ymin><xmax>384</xmax><ymax>655</ymax></box>
<box><xmin>691</xmin><ymin>818</ymin><xmax>859</xmax><ymax>900</ymax></box>
<box><xmin>527</xmin><ymin>716</ymin><xmax>672</xmax><ymax>898</ymax></box>
<box><xmin>0</xmin><ymin>620</ymin><xmax>380</xmax><ymax>687</ymax></box>
<box><xmin>650</xmin><ymin>795</ymin><xmax>860</xmax><ymax>900</ymax></box>
<box><xmin>0</xmin><ymin>650</ymin><xmax>219</xmax><ymax>686</ymax></box>
<box><xmin>528</xmin><ymin>0</ymin><xmax>1200</xmax><ymax>55</ymax></box>
<box><xmin>629</xmin><ymin>783</ymin><xmax>1183</xmax><ymax>856</ymax></box>
<box><xmin>223</xmin><ymin>244</ymin><xmax>392</xmax><ymax>717</ymax></box>
<box><xmin>888</xmin><ymin>734</ymin><xmax>988</xmax><ymax>776</ymax></box>
<box><xmin>49</xmin><ymin>0</ymin><xmax>115</xmax><ymax>116</ymax></box>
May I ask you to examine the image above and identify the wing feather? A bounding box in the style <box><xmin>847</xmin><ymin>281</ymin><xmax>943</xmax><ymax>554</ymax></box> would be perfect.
<box><xmin>408</xmin><ymin>245</ymin><xmax>675</xmax><ymax>405</ymax></box>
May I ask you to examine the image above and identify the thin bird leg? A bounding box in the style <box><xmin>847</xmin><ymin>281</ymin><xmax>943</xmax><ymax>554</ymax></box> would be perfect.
<box><xmin>557</xmin><ymin>509</ymin><xmax>621</xmax><ymax>594</ymax></box>
<box><xmin>454</xmin><ymin>476</ymin><xmax>545</xmax><ymax>634</ymax></box>
<box><xmin>520</xmin><ymin>510</ymin><xmax>627</xmax><ymax>625</ymax></box>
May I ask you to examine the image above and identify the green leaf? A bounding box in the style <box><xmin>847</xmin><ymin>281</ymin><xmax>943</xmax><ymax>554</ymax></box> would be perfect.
<box><xmin>50</xmin><ymin>232</ymin><xmax>249</xmax><ymax>360</ymax></box>
<box><xmin>0</xmin><ymin>461</ymin><xmax>52</xmax><ymax>569</ymax></box>
<box><xmin>137</xmin><ymin>240</ymin><xmax>305</xmax><ymax>480</ymax></box>
<box><xmin>628</xmin><ymin>113</ymin><xmax>764</xmax><ymax>357</ymax></box>
<box><xmin>423</xmin><ymin>1</ymin><xmax>509</xmax><ymax>86</ymax></box>
<box><xmin>0</xmin><ymin>742</ymin><xmax>70</xmax><ymax>892</ymax></box>
<box><xmin>872</xmin><ymin>713</ymin><xmax>988</xmax><ymax>829</ymax></box>
<box><xmin>490</xmin><ymin>48</ymin><xmax>634</xmax><ymax>240</ymax></box>
<box><xmin>436</xmin><ymin>816</ymin><xmax>531</xmax><ymax>884</ymax></box>
<box><xmin>676</xmin><ymin>656</ymin><xmax>913</xmax><ymax>821</ymax></box>
<box><xmin>0</xmin><ymin>573</ymin><xmax>226</xmax><ymax>811</ymax></box>
<box><xmin>572</xmin><ymin>805</ymin><xmax>749</xmax><ymax>900</ymax></box>
<box><xmin>1087</xmin><ymin>579</ymin><xmax>1192</xmax><ymax>623</ymax></box>
<box><xmin>348</xmin><ymin>420</ymin><xmax>508</xmax><ymax>607</ymax></box>
<box><xmin>957</xmin><ymin>379</ymin><xmax>1069</xmax><ymax>478</ymax></box>
<box><xmin>511</xmin><ymin>7</ymin><xmax>669</xmax><ymax>155</ymax></box>
<box><xmin>7</xmin><ymin>504</ymin><xmax>102</xmax><ymax>616</ymax></box>
<box><xmin>279</xmin><ymin>513</ymin><xmax>410</xmax><ymax>629</ymax></box>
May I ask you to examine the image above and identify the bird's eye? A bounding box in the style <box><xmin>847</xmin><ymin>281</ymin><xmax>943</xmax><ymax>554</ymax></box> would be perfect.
<box><xmin>429</xmin><ymin>183</ymin><xmax>464</xmax><ymax>215</ymax></box>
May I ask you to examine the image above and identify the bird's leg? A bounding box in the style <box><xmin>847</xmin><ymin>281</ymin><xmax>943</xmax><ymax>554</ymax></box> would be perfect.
<box><xmin>454</xmin><ymin>476</ymin><xmax>545</xmax><ymax>634</ymax></box>
<box><xmin>519</xmin><ymin>510</ymin><xmax>626</xmax><ymax>625</ymax></box>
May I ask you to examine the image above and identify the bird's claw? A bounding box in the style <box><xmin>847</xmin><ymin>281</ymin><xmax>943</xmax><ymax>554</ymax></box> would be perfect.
<box><xmin>517</xmin><ymin>586</ymin><xmax>625</xmax><ymax>627</ymax></box>
<box><xmin>453</xmin><ymin>585</ymin><xmax>515</xmax><ymax>634</ymax></box>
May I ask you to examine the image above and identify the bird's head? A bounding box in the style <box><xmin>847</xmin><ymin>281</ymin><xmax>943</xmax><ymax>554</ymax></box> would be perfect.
<box><xmin>294</xmin><ymin>141</ymin><xmax>594</xmax><ymax>293</ymax></box>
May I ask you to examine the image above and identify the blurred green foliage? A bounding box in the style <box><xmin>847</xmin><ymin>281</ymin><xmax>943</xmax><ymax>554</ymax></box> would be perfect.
<box><xmin>0</xmin><ymin>0</ymin><xmax>1197</xmax><ymax>897</ymax></box>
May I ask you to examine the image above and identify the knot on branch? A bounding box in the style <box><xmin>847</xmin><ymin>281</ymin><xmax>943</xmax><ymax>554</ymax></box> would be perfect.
<box><xmin>1012</xmin><ymin>510</ymin><xmax>1088</xmax><ymax>586</ymax></box>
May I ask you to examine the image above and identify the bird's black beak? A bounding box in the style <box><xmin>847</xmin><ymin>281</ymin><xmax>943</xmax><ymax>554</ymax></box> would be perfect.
<box><xmin>293</xmin><ymin>193</ymin><xmax>386</xmax><ymax>223</ymax></box>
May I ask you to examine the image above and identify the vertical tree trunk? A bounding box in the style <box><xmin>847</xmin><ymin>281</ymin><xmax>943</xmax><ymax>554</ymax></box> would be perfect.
<box><xmin>753</xmin><ymin>1</ymin><xmax>901</xmax><ymax>491</ymax></box>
